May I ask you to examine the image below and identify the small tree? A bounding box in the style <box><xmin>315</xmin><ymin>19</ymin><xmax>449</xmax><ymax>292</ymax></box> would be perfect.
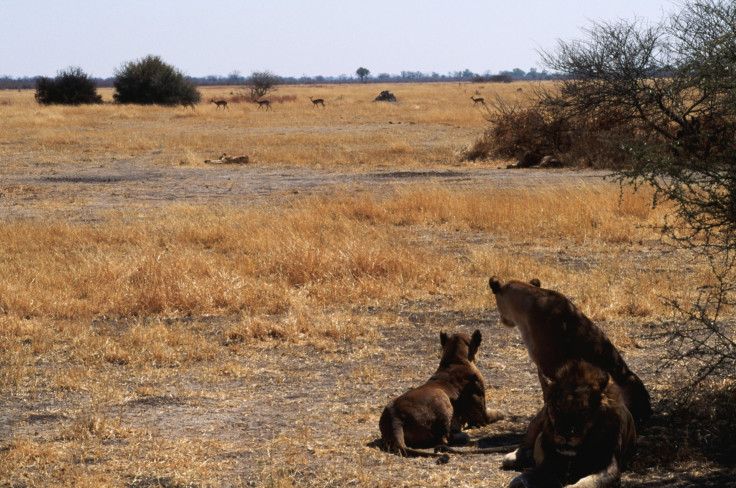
<box><xmin>113</xmin><ymin>55</ymin><xmax>200</xmax><ymax>106</ymax></box>
<box><xmin>247</xmin><ymin>71</ymin><xmax>280</xmax><ymax>100</ymax></box>
<box><xmin>356</xmin><ymin>67</ymin><xmax>370</xmax><ymax>82</ymax></box>
<box><xmin>537</xmin><ymin>0</ymin><xmax>736</xmax><ymax>394</ymax></box>
<box><xmin>34</xmin><ymin>67</ymin><xmax>102</xmax><ymax>105</ymax></box>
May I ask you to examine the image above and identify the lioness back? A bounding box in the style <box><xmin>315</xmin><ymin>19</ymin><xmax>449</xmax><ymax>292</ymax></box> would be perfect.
<box><xmin>489</xmin><ymin>276</ymin><xmax>652</xmax><ymax>425</ymax></box>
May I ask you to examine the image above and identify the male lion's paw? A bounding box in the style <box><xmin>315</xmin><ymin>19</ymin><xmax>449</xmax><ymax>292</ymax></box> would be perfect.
<box><xmin>502</xmin><ymin>449</ymin><xmax>520</xmax><ymax>470</ymax></box>
<box><xmin>449</xmin><ymin>431</ymin><xmax>470</xmax><ymax>445</ymax></box>
<box><xmin>566</xmin><ymin>476</ymin><xmax>600</xmax><ymax>488</ymax></box>
<box><xmin>502</xmin><ymin>447</ymin><xmax>535</xmax><ymax>470</ymax></box>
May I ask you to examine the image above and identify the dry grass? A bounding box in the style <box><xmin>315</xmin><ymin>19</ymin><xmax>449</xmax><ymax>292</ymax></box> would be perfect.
<box><xmin>0</xmin><ymin>82</ymin><xmax>727</xmax><ymax>487</ymax></box>
<box><xmin>0</xmin><ymin>183</ymin><xmax>678</xmax><ymax>326</ymax></box>
<box><xmin>0</xmin><ymin>83</ymin><xmax>529</xmax><ymax>169</ymax></box>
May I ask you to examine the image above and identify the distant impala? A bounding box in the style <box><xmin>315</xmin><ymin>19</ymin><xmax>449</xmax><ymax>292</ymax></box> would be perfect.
<box><xmin>210</xmin><ymin>98</ymin><xmax>229</xmax><ymax>110</ymax></box>
<box><xmin>470</xmin><ymin>96</ymin><xmax>485</xmax><ymax>107</ymax></box>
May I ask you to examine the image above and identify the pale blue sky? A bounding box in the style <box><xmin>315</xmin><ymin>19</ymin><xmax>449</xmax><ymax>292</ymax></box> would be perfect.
<box><xmin>1</xmin><ymin>0</ymin><xmax>674</xmax><ymax>79</ymax></box>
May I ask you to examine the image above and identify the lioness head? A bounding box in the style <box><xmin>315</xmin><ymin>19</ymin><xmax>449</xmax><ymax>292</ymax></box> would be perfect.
<box><xmin>488</xmin><ymin>276</ymin><xmax>542</xmax><ymax>328</ymax></box>
<box><xmin>543</xmin><ymin>360</ymin><xmax>610</xmax><ymax>454</ymax></box>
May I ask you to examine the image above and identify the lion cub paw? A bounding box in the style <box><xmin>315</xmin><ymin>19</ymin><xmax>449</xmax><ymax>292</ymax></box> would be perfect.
<box><xmin>486</xmin><ymin>408</ymin><xmax>505</xmax><ymax>422</ymax></box>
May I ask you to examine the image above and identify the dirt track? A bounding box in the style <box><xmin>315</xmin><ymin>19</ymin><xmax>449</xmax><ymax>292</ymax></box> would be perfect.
<box><xmin>0</xmin><ymin>157</ymin><xmax>610</xmax><ymax>221</ymax></box>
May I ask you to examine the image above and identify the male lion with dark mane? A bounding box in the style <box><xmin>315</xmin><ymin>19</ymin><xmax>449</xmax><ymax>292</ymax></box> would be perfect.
<box><xmin>508</xmin><ymin>360</ymin><xmax>636</xmax><ymax>488</ymax></box>
<box><xmin>379</xmin><ymin>330</ymin><xmax>504</xmax><ymax>459</ymax></box>
<box><xmin>488</xmin><ymin>276</ymin><xmax>650</xmax><ymax>468</ymax></box>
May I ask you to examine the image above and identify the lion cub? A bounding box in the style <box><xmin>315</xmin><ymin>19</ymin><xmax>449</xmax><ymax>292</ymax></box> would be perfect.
<box><xmin>508</xmin><ymin>360</ymin><xmax>636</xmax><ymax>488</ymax></box>
<box><xmin>380</xmin><ymin>330</ymin><xmax>504</xmax><ymax>458</ymax></box>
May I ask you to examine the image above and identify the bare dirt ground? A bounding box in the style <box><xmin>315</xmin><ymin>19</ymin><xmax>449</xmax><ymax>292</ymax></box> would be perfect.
<box><xmin>2</xmin><ymin>160</ymin><xmax>735</xmax><ymax>487</ymax></box>
<box><xmin>0</xmin><ymin>156</ymin><xmax>606</xmax><ymax>221</ymax></box>
<box><xmin>4</xmin><ymin>300</ymin><xmax>733</xmax><ymax>487</ymax></box>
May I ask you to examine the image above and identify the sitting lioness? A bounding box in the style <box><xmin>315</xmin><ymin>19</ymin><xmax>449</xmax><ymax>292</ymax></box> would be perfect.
<box><xmin>380</xmin><ymin>330</ymin><xmax>504</xmax><ymax>458</ymax></box>
<box><xmin>489</xmin><ymin>277</ymin><xmax>650</xmax><ymax>468</ymax></box>
<box><xmin>508</xmin><ymin>360</ymin><xmax>636</xmax><ymax>488</ymax></box>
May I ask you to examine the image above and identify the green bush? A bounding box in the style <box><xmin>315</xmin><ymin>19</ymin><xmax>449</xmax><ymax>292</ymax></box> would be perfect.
<box><xmin>34</xmin><ymin>67</ymin><xmax>102</xmax><ymax>105</ymax></box>
<box><xmin>113</xmin><ymin>55</ymin><xmax>200</xmax><ymax>106</ymax></box>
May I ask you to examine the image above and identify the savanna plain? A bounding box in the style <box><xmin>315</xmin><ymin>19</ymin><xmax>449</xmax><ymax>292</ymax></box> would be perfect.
<box><xmin>1</xmin><ymin>83</ymin><xmax>734</xmax><ymax>487</ymax></box>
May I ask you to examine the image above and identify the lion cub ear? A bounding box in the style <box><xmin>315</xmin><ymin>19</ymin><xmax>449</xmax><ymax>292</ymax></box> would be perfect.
<box><xmin>529</xmin><ymin>278</ymin><xmax>541</xmax><ymax>287</ymax></box>
<box><xmin>489</xmin><ymin>276</ymin><xmax>502</xmax><ymax>294</ymax></box>
<box><xmin>469</xmin><ymin>330</ymin><xmax>482</xmax><ymax>361</ymax></box>
<box><xmin>440</xmin><ymin>330</ymin><xmax>448</xmax><ymax>348</ymax></box>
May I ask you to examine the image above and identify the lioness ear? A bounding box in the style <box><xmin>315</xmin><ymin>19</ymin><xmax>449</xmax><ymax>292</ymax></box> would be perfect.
<box><xmin>440</xmin><ymin>330</ymin><xmax>448</xmax><ymax>347</ymax></box>
<box><xmin>489</xmin><ymin>276</ymin><xmax>502</xmax><ymax>294</ymax></box>
<box><xmin>469</xmin><ymin>330</ymin><xmax>482</xmax><ymax>361</ymax></box>
<box><xmin>529</xmin><ymin>278</ymin><xmax>541</xmax><ymax>287</ymax></box>
<box><xmin>540</xmin><ymin>373</ymin><xmax>554</xmax><ymax>390</ymax></box>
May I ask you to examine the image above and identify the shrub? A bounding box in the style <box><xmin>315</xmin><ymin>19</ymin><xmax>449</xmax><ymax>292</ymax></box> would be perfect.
<box><xmin>488</xmin><ymin>74</ymin><xmax>513</xmax><ymax>83</ymax></box>
<box><xmin>113</xmin><ymin>55</ymin><xmax>200</xmax><ymax>106</ymax></box>
<box><xmin>246</xmin><ymin>71</ymin><xmax>280</xmax><ymax>101</ymax></box>
<box><xmin>464</xmin><ymin>91</ymin><xmax>639</xmax><ymax>167</ymax></box>
<box><xmin>34</xmin><ymin>67</ymin><xmax>102</xmax><ymax>105</ymax></box>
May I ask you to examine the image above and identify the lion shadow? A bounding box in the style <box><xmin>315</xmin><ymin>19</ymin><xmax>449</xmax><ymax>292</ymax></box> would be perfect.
<box><xmin>366</xmin><ymin>431</ymin><xmax>524</xmax><ymax>454</ymax></box>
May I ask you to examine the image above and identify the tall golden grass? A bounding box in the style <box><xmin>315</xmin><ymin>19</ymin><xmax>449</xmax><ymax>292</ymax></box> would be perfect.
<box><xmin>1</xmin><ymin>181</ymin><xmax>694</xmax><ymax>381</ymax></box>
<box><xmin>0</xmin><ymin>183</ymin><xmax>670</xmax><ymax>322</ymax></box>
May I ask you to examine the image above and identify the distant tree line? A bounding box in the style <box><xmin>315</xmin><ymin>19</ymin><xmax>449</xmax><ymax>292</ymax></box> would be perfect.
<box><xmin>192</xmin><ymin>67</ymin><xmax>555</xmax><ymax>85</ymax></box>
<box><xmin>21</xmin><ymin>55</ymin><xmax>560</xmax><ymax>106</ymax></box>
<box><xmin>0</xmin><ymin>66</ymin><xmax>555</xmax><ymax>91</ymax></box>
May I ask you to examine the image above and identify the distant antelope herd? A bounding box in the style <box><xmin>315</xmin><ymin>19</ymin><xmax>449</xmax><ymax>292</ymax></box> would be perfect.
<box><xmin>180</xmin><ymin>91</ymin><xmax>501</xmax><ymax>112</ymax></box>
